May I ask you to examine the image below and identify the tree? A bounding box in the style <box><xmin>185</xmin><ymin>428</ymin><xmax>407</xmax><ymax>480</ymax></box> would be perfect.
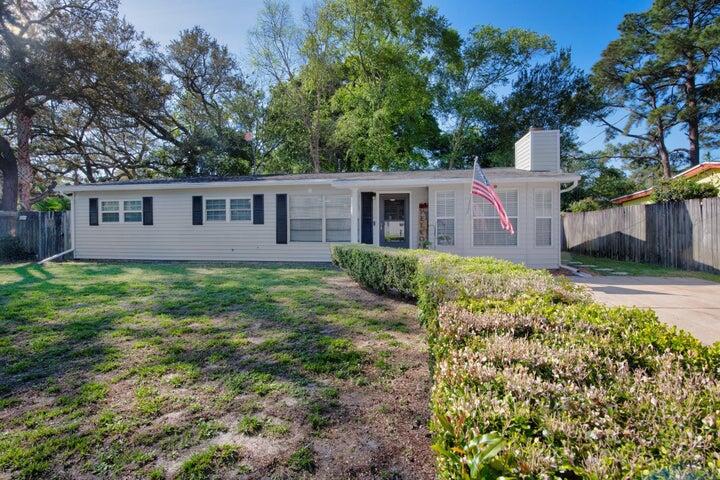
<box><xmin>435</xmin><ymin>26</ymin><xmax>554</xmax><ymax>168</ymax></box>
<box><xmin>0</xmin><ymin>0</ymin><xmax>121</xmax><ymax>209</ymax></box>
<box><xmin>316</xmin><ymin>0</ymin><xmax>452</xmax><ymax>171</ymax></box>
<box><xmin>644</xmin><ymin>0</ymin><xmax>720</xmax><ymax>165</ymax></box>
<box><xmin>591</xmin><ymin>0</ymin><xmax>720</xmax><ymax>180</ymax></box>
<box><xmin>481</xmin><ymin>49</ymin><xmax>600</xmax><ymax>168</ymax></box>
<box><xmin>651</xmin><ymin>176</ymin><xmax>718</xmax><ymax>202</ymax></box>
<box><xmin>250</xmin><ymin>0</ymin><xmax>342</xmax><ymax>173</ymax></box>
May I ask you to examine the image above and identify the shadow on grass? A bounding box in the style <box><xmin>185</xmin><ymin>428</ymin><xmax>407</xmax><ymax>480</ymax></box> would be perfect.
<box><xmin>0</xmin><ymin>261</ymin><xmax>395</xmax><ymax>405</ymax></box>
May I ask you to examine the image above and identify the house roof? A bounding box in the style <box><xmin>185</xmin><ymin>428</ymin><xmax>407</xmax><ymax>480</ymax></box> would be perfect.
<box><xmin>611</xmin><ymin>162</ymin><xmax>720</xmax><ymax>205</ymax></box>
<box><xmin>58</xmin><ymin>168</ymin><xmax>580</xmax><ymax>193</ymax></box>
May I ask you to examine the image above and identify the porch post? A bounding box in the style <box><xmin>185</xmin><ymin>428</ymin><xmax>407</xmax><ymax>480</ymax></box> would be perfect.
<box><xmin>350</xmin><ymin>188</ymin><xmax>360</xmax><ymax>243</ymax></box>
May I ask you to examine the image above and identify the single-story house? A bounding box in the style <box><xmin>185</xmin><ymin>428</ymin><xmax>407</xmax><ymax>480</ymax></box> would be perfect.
<box><xmin>58</xmin><ymin>129</ymin><xmax>579</xmax><ymax>268</ymax></box>
<box><xmin>612</xmin><ymin>162</ymin><xmax>720</xmax><ymax>206</ymax></box>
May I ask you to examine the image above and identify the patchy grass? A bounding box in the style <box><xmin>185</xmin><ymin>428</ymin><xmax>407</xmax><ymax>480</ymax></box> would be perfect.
<box><xmin>0</xmin><ymin>262</ymin><xmax>432</xmax><ymax>479</ymax></box>
<box><xmin>562</xmin><ymin>251</ymin><xmax>720</xmax><ymax>282</ymax></box>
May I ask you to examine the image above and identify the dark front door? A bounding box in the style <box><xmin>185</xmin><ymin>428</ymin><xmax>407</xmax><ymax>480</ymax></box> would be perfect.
<box><xmin>361</xmin><ymin>192</ymin><xmax>374</xmax><ymax>244</ymax></box>
<box><xmin>379</xmin><ymin>194</ymin><xmax>409</xmax><ymax>248</ymax></box>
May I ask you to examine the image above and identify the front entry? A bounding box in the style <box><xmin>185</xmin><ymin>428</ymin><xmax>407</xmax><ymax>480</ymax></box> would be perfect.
<box><xmin>379</xmin><ymin>194</ymin><xmax>409</xmax><ymax>248</ymax></box>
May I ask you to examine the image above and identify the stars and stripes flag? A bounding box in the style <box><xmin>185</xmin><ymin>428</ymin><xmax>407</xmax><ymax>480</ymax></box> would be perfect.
<box><xmin>471</xmin><ymin>157</ymin><xmax>515</xmax><ymax>235</ymax></box>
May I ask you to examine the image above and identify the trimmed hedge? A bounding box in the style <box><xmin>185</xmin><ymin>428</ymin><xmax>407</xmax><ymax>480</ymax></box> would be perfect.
<box><xmin>332</xmin><ymin>244</ymin><xmax>720</xmax><ymax>479</ymax></box>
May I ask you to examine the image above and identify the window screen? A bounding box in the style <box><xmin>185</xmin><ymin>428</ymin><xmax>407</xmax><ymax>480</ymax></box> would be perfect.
<box><xmin>230</xmin><ymin>198</ymin><xmax>252</xmax><ymax>221</ymax></box>
<box><xmin>123</xmin><ymin>200</ymin><xmax>142</xmax><ymax>223</ymax></box>
<box><xmin>290</xmin><ymin>196</ymin><xmax>323</xmax><ymax>242</ymax></box>
<box><xmin>436</xmin><ymin>191</ymin><xmax>455</xmax><ymax>246</ymax></box>
<box><xmin>534</xmin><ymin>189</ymin><xmax>552</xmax><ymax>246</ymax></box>
<box><xmin>472</xmin><ymin>190</ymin><xmax>518</xmax><ymax>246</ymax></box>
<box><xmin>101</xmin><ymin>201</ymin><xmax>120</xmax><ymax>223</ymax></box>
<box><xmin>206</xmin><ymin>199</ymin><xmax>227</xmax><ymax>221</ymax></box>
<box><xmin>325</xmin><ymin>195</ymin><xmax>351</xmax><ymax>242</ymax></box>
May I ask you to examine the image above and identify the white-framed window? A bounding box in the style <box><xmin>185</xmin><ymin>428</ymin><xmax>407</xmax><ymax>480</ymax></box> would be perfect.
<box><xmin>290</xmin><ymin>195</ymin><xmax>323</xmax><ymax>242</ymax></box>
<box><xmin>534</xmin><ymin>188</ymin><xmax>553</xmax><ymax>247</ymax></box>
<box><xmin>230</xmin><ymin>198</ymin><xmax>252</xmax><ymax>221</ymax></box>
<box><xmin>101</xmin><ymin>199</ymin><xmax>143</xmax><ymax>224</ymax></box>
<box><xmin>472</xmin><ymin>189</ymin><xmax>518</xmax><ymax>246</ymax></box>
<box><xmin>123</xmin><ymin>200</ymin><xmax>142</xmax><ymax>223</ymax></box>
<box><xmin>324</xmin><ymin>195</ymin><xmax>351</xmax><ymax>242</ymax></box>
<box><xmin>205</xmin><ymin>199</ymin><xmax>227</xmax><ymax>222</ymax></box>
<box><xmin>101</xmin><ymin>200</ymin><xmax>120</xmax><ymax>223</ymax></box>
<box><xmin>289</xmin><ymin>194</ymin><xmax>352</xmax><ymax>243</ymax></box>
<box><xmin>436</xmin><ymin>191</ymin><xmax>455</xmax><ymax>246</ymax></box>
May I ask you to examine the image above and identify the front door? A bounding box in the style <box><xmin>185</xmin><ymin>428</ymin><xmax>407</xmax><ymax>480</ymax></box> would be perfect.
<box><xmin>379</xmin><ymin>194</ymin><xmax>409</xmax><ymax>248</ymax></box>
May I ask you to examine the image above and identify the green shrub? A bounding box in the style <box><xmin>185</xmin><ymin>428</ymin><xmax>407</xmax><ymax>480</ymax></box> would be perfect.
<box><xmin>331</xmin><ymin>244</ymin><xmax>429</xmax><ymax>298</ymax></box>
<box><xmin>0</xmin><ymin>236</ymin><xmax>33</xmax><ymax>262</ymax></box>
<box><xmin>33</xmin><ymin>196</ymin><xmax>70</xmax><ymax>212</ymax></box>
<box><xmin>568</xmin><ymin>197</ymin><xmax>602</xmax><ymax>212</ymax></box>
<box><xmin>651</xmin><ymin>177</ymin><xmax>718</xmax><ymax>203</ymax></box>
<box><xmin>331</xmin><ymin>244</ymin><xmax>720</xmax><ymax>479</ymax></box>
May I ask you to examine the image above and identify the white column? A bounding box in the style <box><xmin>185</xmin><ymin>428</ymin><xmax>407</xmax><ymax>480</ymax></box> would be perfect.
<box><xmin>350</xmin><ymin>188</ymin><xmax>360</xmax><ymax>243</ymax></box>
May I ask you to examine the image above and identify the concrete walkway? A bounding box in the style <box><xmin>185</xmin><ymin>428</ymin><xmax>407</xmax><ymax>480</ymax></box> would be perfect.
<box><xmin>571</xmin><ymin>276</ymin><xmax>720</xmax><ymax>345</ymax></box>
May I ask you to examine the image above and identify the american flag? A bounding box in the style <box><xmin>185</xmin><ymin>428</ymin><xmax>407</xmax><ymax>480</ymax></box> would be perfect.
<box><xmin>471</xmin><ymin>157</ymin><xmax>515</xmax><ymax>234</ymax></box>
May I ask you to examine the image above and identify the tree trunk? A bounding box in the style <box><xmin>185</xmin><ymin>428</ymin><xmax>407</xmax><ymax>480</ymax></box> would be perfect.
<box><xmin>0</xmin><ymin>135</ymin><xmax>19</xmax><ymax>211</ymax></box>
<box><xmin>16</xmin><ymin>108</ymin><xmax>34</xmax><ymax>210</ymax></box>
<box><xmin>684</xmin><ymin>74</ymin><xmax>700</xmax><ymax>166</ymax></box>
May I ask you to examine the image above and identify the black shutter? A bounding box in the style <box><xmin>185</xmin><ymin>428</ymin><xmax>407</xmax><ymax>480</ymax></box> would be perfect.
<box><xmin>142</xmin><ymin>197</ymin><xmax>154</xmax><ymax>225</ymax></box>
<box><xmin>253</xmin><ymin>194</ymin><xmax>264</xmax><ymax>225</ymax></box>
<box><xmin>276</xmin><ymin>194</ymin><xmax>287</xmax><ymax>244</ymax></box>
<box><xmin>89</xmin><ymin>198</ymin><xmax>99</xmax><ymax>226</ymax></box>
<box><xmin>361</xmin><ymin>192</ymin><xmax>374</xmax><ymax>244</ymax></box>
<box><xmin>192</xmin><ymin>196</ymin><xmax>203</xmax><ymax>225</ymax></box>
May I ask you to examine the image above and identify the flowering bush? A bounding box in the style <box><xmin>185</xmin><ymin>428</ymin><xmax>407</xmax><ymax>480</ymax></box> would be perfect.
<box><xmin>331</xmin><ymin>245</ymin><xmax>720</xmax><ymax>478</ymax></box>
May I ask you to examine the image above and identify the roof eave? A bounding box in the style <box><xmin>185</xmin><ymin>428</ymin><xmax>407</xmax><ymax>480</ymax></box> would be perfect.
<box><xmin>58</xmin><ymin>173</ymin><xmax>581</xmax><ymax>193</ymax></box>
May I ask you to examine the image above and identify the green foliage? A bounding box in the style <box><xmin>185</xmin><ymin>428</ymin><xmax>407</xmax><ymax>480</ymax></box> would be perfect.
<box><xmin>0</xmin><ymin>236</ymin><xmax>33</xmax><ymax>262</ymax></box>
<box><xmin>330</xmin><ymin>245</ymin><xmax>429</xmax><ymax>298</ymax></box>
<box><xmin>237</xmin><ymin>415</ymin><xmax>263</xmax><ymax>435</ymax></box>
<box><xmin>332</xmin><ymin>244</ymin><xmax>720</xmax><ymax>478</ymax></box>
<box><xmin>651</xmin><ymin>177</ymin><xmax>719</xmax><ymax>203</ymax></box>
<box><xmin>177</xmin><ymin>445</ymin><xmax>241</xmax><ymax>480</ymax></box>
<box><xmin>568</xmin><ymin>197</ymin><xmax>602</xmax><ymax>213</ymax></box>
<box><xmin>33</xmin><ymin>196</ymin><xmax>70</xmax><ymax>212</ymax></box>
<box><xmin>287</xmin><ymin>445</ymin><xmax>315</xmax><ymax>472</ymax></box>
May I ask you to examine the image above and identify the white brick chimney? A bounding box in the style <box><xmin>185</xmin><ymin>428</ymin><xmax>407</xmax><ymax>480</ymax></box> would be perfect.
<box><xmin>514</xmin><ymin>128</ymin><xmax>560</xmax><ymax>172</ymax></box>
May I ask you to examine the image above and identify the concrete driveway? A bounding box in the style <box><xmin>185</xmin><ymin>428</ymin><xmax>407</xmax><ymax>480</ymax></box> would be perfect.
<box><xmin>571</xmin><ymin>276</ymin><xmax>720</xmax><ymax>345</ymax></box>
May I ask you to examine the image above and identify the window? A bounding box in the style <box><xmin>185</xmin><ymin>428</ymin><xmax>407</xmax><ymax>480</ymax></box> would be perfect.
<box><xmin>472</xmin><ymin>189</ymin><xmax>518</xmax><ymax>246</ymax></box>
<box><xmin>100</xmin><ymin>199</ymin><xmax>143</xmax><ymax>223</ymax></box>
<box><xmin>123</xmin><ymin>200</ymin><xmax>142</xmax><ymax>222</ymax></box>
<box><xmin>436</xmin><ymin>191</ymin><xmax>455</xmax><ymax>246</ymax></box>
<box><xmin>288</xmin><ymin>194</ymin><xmax>352</xmax><ymax>242</ymax></box>
<box><xmin>230</xmin><ymin>198</ymin><xmax>251</xmax><ymax>221</ymax></box>
<box><xmin>325</xmin><ymin>195</ymin><xmax>351</xmax><ymax>242</ymax></box>
<box><xmin>534</xmin><ymin>188</ymin><xmax>553</xmax><ymax>246</ymax></box>
<box><xmin>206</xmin><ymin>199</ymin><xmax>227</xmax><ymax>221</ymax></box>
<box><xmin>101</xmin><ymin>200</ymin><xmax>120</xmax><ymax>223</ymax></box>
<box><xmin>290</xmin><ymin>195</ymin><xmax>323</xmax><ymax>242</ymax></box>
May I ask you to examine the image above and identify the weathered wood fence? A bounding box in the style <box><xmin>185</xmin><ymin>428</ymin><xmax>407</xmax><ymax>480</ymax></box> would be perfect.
<box><xmin>0</xmin><ymin>211</ymin><xmax>71</xmax><ymax>260</ymax></box>
<box><xmin>561</xmin><ymin>197</ymin><xmax>720</xmax><ymax>273</ymax></box>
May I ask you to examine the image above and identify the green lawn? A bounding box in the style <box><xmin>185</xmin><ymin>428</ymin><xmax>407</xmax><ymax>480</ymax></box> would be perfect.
<box><xmin>562</xmin><ymin>251</ymin><xmax>720</xmax><ymax>283</ymax></box>
<box><xmin>0</xmin><ymin>262</ymin><xmax>432</xmax><ymax>479</ymax></box>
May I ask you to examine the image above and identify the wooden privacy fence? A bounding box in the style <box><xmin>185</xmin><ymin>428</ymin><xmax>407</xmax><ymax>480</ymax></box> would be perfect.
<box><xmin>0</xmin><ymin>211</ymin><xmax>71</xmax><ymax>260</ymax></box>
<box><xmin>562</xmin><ymin>197</ymin><xmax>720</xmax><ymax>273</ymax></box>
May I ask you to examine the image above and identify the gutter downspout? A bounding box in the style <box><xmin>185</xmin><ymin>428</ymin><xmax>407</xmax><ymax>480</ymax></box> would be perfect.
<box><xmin>560</xmin><ymin>180</ymin><xmax>579</xmax><ymax>194</ymax></box>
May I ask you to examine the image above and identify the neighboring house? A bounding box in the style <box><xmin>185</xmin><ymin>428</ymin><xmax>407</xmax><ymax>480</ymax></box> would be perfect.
<box><xmin>612</xmin><ymin>162</ymin><xmax>720</xmax><ymax>206</ymax></box>
<box><xmin>58</xmin><ymin>129</ymin><xmax>579</xmax><ymax>268</ymax></box>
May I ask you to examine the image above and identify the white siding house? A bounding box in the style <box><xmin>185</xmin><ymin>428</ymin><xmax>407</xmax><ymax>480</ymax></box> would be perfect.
<box><xmin>60</xmin><ymin>129</ymin><xmax>579</xmax><ymax>268</ymax></box>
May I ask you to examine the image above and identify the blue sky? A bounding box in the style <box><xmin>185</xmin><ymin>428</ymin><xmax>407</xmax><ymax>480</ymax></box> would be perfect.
<box><xmin>119</xmin><ymin>0</ymin><xmax>695</xmax><ymax>157</ymax></box>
